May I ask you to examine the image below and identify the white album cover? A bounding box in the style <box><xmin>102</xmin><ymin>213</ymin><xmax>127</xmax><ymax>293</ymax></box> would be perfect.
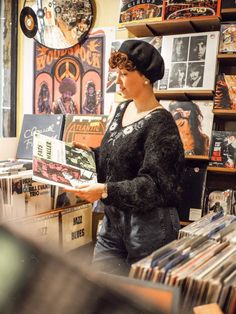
<box><xmin>157</xmin><ymin>31</ymin><xmax>220</xmax><ymax>91</ymax></box>
<box><xmin>161</xmin><ymin>100</ymin><xmax>214</xmax><ymax>157</ymax></box>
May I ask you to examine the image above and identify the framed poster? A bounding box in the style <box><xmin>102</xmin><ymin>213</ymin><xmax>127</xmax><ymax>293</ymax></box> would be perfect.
<box><xmin>33</xmin><ymin>29</ymin><xmax>105</xmax><ymax>115</ymax></box>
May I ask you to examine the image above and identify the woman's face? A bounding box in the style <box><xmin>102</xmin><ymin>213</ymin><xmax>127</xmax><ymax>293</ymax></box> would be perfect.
<box><xmin>115</xmin><ymin>68</ymin><xmax>144</xmax><ymax>99</ymax></box>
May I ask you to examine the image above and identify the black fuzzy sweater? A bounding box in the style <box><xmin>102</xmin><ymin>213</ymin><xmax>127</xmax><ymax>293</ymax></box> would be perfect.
<box><xmin>96</xmin><ymin>101</ymin><xmax>185</xmax><ymax>214</ymax></box>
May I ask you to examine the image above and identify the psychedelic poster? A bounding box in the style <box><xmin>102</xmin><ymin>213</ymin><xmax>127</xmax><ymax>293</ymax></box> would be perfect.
<box><xmin>33</xmin><ymin>30</ymin><xmax>105</xmax><ymax>115</ymax></box>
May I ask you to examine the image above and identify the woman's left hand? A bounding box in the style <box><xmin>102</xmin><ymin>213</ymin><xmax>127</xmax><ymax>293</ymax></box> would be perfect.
<box><xmin>64</xmin><ymin>183</ymin><xmax>105</xmax><ymax>203</ymax></box>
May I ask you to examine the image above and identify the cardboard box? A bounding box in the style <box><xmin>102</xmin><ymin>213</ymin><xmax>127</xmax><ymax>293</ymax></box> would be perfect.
<box><xmin>10</xmin><ymin>210</ymin><xmax>61</xmax><ymax>248</ymax></box>
<box><xmin>60</xmin><ymin>203</ymin><xmax>92</xmax><ymax>252</ymax></box>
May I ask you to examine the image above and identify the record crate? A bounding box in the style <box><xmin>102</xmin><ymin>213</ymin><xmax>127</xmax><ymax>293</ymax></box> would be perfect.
<box><xmin>60</xmin><ymin>202</ymin><xmax>92</xmax><ymax>252</ymax></box>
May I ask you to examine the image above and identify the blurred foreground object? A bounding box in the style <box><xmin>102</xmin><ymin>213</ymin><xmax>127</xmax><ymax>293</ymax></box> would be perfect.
<box><xmin>0</xmin><ymin>224</ymin><xmax>180</xmax><ymax>314</ymax></box>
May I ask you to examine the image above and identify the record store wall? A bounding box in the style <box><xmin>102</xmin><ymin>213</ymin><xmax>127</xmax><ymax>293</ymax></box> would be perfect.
<box><xmin>16</xmin><ymin>0</ymin><xmax>124</xmax><ymax>136</ymax></box>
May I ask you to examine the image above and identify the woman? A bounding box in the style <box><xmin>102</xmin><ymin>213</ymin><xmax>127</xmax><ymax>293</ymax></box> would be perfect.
<box><xmin>70</xmin><ymin>40</ymin><xmax>185</xmax><ymax>275</ymax></box>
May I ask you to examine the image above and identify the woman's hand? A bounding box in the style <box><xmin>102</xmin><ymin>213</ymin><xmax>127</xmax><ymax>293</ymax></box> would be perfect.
<box><xmin>72</xmin><ymin>141</ymin><xmax>91</xmax><ymax>152</ymax></box>
<box><xmin>64</xmin><ymin>183</ymin><xmax>105</xmax><ymax>203</ymax></box>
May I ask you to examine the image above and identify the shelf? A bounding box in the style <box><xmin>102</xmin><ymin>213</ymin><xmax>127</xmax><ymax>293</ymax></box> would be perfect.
<box><xmin>207</xmin><ymin>166</ymin><xmax>236</xmax><ymax>174</ymax></box>
<box><xmin>156</xmin><ymin>90</ymin><xmax>214</xmax><ymax>101</ymax></box>
<box><xmin>124</xmin><ymin>16</ymin><xmax>221</xmax><ymax>37</ymax></box>
<box><xmin>217</xmin><ymin>53</ymin><xmax>236</xmax><ymax>65</ymax></box>
<box><xmin>221</xmin><ymin>8</ymin><xmax>236</xmax><ymax>21</ymax></box>
<box><xmin>213</xmin><ymin>109</ymin><xmax>236</xmax><ymax>119</ymax></box>
<box><xmin>185</xmin><ymin>155</ymin><xmax>209</xmax><ymax>161</ymax></box>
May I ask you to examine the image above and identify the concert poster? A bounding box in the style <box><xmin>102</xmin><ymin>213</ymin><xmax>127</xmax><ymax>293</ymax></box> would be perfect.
<box><xmin>33</xmin><ymin>30</ymin><xmax>105</xmax><ymax>115</ymax></box>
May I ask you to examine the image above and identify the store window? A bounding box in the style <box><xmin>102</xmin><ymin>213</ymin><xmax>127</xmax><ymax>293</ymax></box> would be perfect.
<box><xmin>0</xmin><ymin>0</ymin><xmax>17</xmax><ymax>137</ymax></box>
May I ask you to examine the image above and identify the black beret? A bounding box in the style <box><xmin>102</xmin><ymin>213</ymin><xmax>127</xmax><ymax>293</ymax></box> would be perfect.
<box><xmin>118</xmin><ymin>39</ymin><xmax>165</xmax><ymax>83</ymax></box>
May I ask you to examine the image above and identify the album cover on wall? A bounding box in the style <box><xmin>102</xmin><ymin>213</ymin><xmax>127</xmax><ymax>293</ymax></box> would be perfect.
<box><xmin>157</xmin><ymin>31</ymin><xmax>220</xmax><ymax>91</ymax></box>
<box><xmin>206</xmin><ymin>189</ymin><xmax>233</xmax><ymax>215</ymax></box>
<box><xmin>16</xmin><ymin>114</ymin><xmax>64</xmax><ymax>160</ymax></box>
<box><xmin>118</xmin><ymin>0</ymin><xmax>163</xmax><ymax>27</ymax></box>
<box><xmin>209</xmin><ymin>130</ymin><xmax>236</xmax><ymax>168</ymax></box>
<box><xmin>214</xmin><ymin>74</ymin><xmax>236</xmax><ymax>110</ymax></box>
<box><xmin>161</xmin><ymin>100</ymin><xmax>214</xmax><ymax>157</ymax></box>
<box><xmin>63</xmin><ymin>114</ymin><xmax>108</xmax><ymax>147</ymax></box>
<box><xmin>219</xmin><ymin>23</ymin><xmax>236</xmax><ymax>53</ymax></box>
<box><xmin>163</xmin><ymin>0</ymin><xmax>221</xmax><ymax>20</ymax></box>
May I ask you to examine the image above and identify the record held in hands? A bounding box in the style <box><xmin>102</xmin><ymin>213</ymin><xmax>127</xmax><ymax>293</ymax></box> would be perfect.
<box><xmin>20</xmin><ymin>6</ymin><xmax>38</xmax><ymax>38</ymax></box>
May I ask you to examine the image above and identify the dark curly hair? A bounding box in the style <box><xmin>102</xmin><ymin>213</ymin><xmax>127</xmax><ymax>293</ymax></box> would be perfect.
<box><xmin>169</xmin><ymin>101</ymin><xmax>208</xmax><ymax>155</ymax></box>
<box><xmin>59</xmin><ymin>77</ymin><xmax>76</xmax><ymax>95</ymax></box>
<box><xmin>109</xmin><ymin>51</ymin><xmax>136</xmax><ymax>71</ymax></box>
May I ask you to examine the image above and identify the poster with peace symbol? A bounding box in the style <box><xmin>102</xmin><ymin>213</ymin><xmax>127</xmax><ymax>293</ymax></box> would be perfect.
<box><xmin>33</xmin><ymin>29</ymin><xmax>105</xmax><ymax>115</ymax></box>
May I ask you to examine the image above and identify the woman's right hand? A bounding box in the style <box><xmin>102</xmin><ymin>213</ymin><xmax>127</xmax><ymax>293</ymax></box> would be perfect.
<box><xmin>72</xmin><ymin>141</ymin><xmax>91</xmax><ymax>152</ymax></box>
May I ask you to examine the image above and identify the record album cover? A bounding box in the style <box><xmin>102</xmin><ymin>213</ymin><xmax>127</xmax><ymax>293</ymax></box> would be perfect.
<box><xmin>157</xmin><ymin>31</ymin><xmax>220</xmax><ymax>91</ymax></box>
<box><xmin>209</xmin><ymin>131</ymin><xmax>236</xmax><ymax>168</ymax></box>
<box><xmin>219</xmin><ymin>23</ymin><xmax>236</xmax><ymax>53</ymax></box>
<box><xmin>118</xmin><ymin>0</ymin><xmax>163</xmax><ymax>27</ymax></box>
<box><xmin>163</xmin><ymin>0</ymin><xmax>221</xmax><ymax>20</ymax></box>
<box><xmin>32</xmin><ymin>133</ymin><xmax>97</xmax><ymax>189</ymax></box>
<box><xmin>63</xmin><ymin>114</ymin><xmax>108</xmax><ymax>147</ymax></box>
<box><xmin>16</xmin><ymin>114</ymin><xmax>64</xmax><ymax>160</ymax></box>
<box><xmin>214</xmin><ymin>74</ymin><xmax>236</xmax><ymax>110</ymax></box>
<box><xmin>11</xmin><ymin>175</ymin><xmax>52</xmax><ymax>217</ymax></box>
<box><xmin>161</xmin><ymin>100</ymin><xmax>214</xmax><ymax>157</ymax></box>
<box><xmin>221</xmin><ymin>0</ymin><xmax>236</xmax><ymax>8</ymax></box>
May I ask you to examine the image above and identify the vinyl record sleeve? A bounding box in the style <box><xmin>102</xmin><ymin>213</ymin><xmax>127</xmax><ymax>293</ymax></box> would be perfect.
<box><xmin>161</xmin><ymin>100</ymin><xmax>214</xmax><ymax>158</ymax></box>
<box><xmin>16</xmin><ymin>114</ymin><xmax>64</xmax><ymax>160</ymax></box>
<box><xmin>163</xmin><ymin>0</ymin><xmax>221</xmax><ymax>20</ymax></box>
<box><xmin>157</xmin><ymin>31</ymin><xmax>220</xmax><ymax>91</ymax></box>
<box><xmin>214</xmin><ymin>74</ymin><xmax>236</xmax><ymax>110</ymax></box>
<box><xmin>209</xmin><ymin>130</ymin><xmax>236</xmax><ymax>168</ymax></box>
<box><xmin>63</xmin><ymin>114</ymin><xmax>108</xmax><ymax>147</ymax></box>
<box><xmin>219</xmin><ymin>23</ymin><xmax>236</xmax><ymax>53</ymax></box>
<box><xmin>118</xmin><ymin>0</ymin><xmax>163</xmax><ymax>27</ymax></box>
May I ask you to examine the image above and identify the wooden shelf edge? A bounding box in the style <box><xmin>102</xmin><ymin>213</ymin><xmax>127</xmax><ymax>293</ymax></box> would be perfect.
<box><xmin>221</xmin><ymin>8</ymin><xmax>236</xmax><ymax>14</ymax></box>
<box><xmin>213</xmin><ymin>109</ymin><xmax>236</xmax><ymax>117</ymax></box>
<box><xmin>207</xmin><ymin>166</ymin><xmax>236</xmax><ymax>174</ymax></box>
<box><xmin>218</xmin><ymin>53</ymin><xmax>236</xmax><ymax>59</ymax></box>
<box><xmin>156</xmin><ymin>90</ymin><xmax>214</xmax><ymax>100</ymax></box>
<box><xmin>221</xmin><ymin>8</ymin><xmax>236</xmax><ymax>20</ymax></box>
<box><xmin>217</xmin><ymin>53</ymin><xmax>236</xmax><ymax>64</ymax></box>
<box><xmin>185</xmin><ymin>155</ymin><xmax>209</xmax><ymax>161</ymax></box>
<box><xmin>124</xmin><ymin>16</ymin><xmax>220</xmax><ymax>37</ymax></box>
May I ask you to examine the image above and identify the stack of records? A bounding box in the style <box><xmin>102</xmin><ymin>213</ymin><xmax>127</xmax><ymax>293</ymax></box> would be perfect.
<box><xmin>178</xmin><ymin>211</ymin><xmax>236</xmax><ymax>240</ymax></box>
<box><xmin>130</xmin><ymin>230</ymin><xmax>236</xmax><ymax>313</ymax></box>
